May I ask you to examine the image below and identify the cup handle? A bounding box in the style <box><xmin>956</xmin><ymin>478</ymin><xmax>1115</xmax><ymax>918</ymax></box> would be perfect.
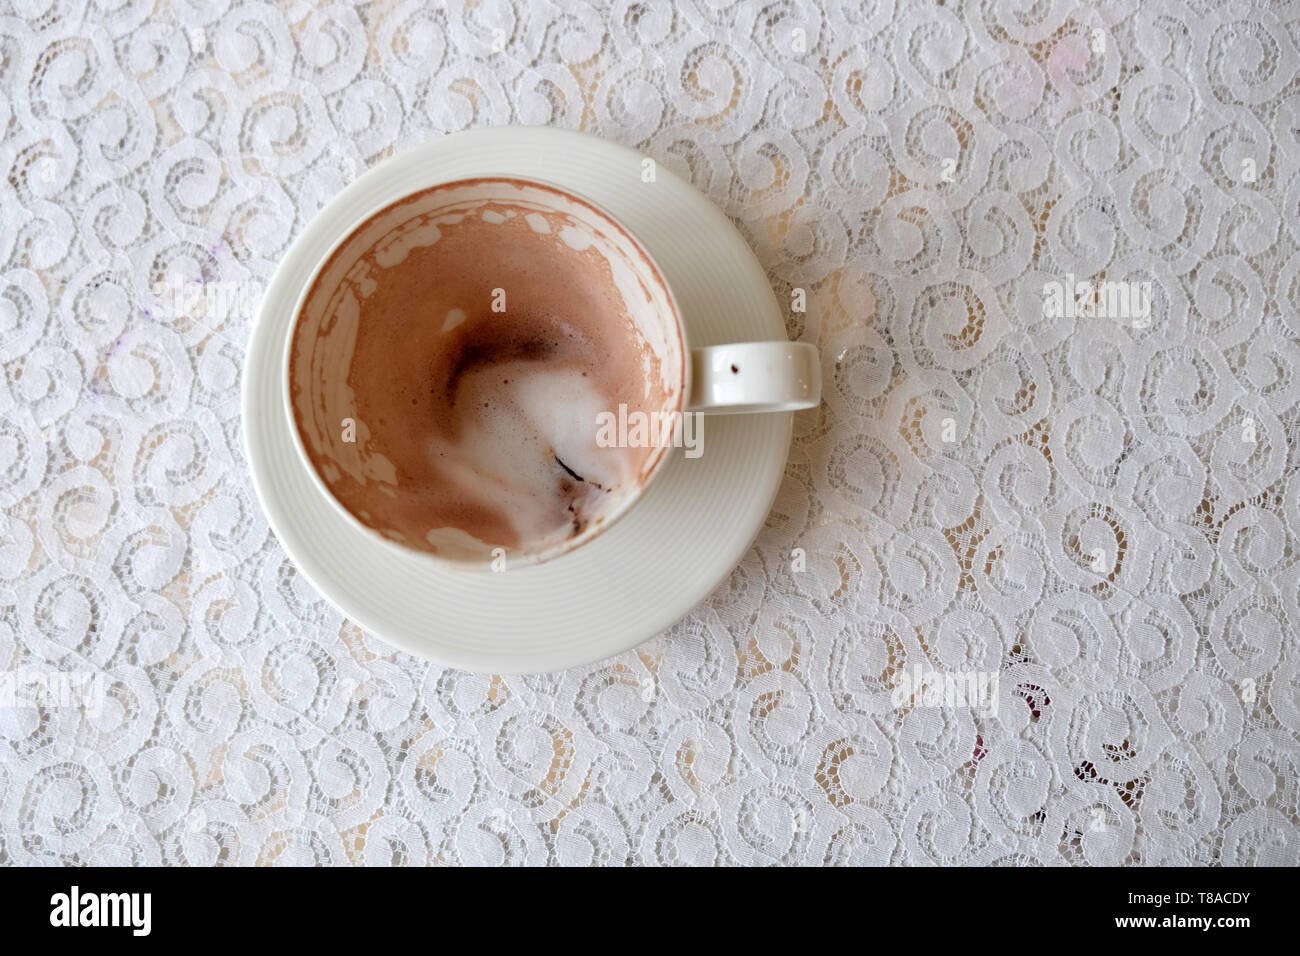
<box><xmin>686</xmin><ymin>341</ymin><xmax>821</xmax><ymax>414</ymax></box>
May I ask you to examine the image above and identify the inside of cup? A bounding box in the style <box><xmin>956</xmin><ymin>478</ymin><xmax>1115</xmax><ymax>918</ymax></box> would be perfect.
<box><xmin>288</xmin><ymin>177</ymin><xmax>685</xmax><ymax>565</ymax></box>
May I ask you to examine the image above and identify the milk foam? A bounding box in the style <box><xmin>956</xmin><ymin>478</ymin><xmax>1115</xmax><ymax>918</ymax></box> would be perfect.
<box><xmin>424</xmin><ymin>362</ymin><xmax>634</xmax><ymax>546</ymax></box>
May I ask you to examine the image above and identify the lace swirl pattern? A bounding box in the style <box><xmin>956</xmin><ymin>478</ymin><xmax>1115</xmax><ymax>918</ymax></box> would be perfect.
<box><xmin>1</xmin><ymin>0</ymin><xmax>1298</xmax><ymax>866</ymax></box>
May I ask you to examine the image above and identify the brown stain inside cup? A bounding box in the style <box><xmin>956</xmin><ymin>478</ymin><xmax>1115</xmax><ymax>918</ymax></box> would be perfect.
<box><xmin>289</xmin><ymin>182</ymin><xmax>676</xmax><ymax>557</ymax></box>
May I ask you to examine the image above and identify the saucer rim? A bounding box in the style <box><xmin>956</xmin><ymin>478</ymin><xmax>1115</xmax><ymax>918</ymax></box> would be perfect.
<box><xmin>242</xmin><ymin>125</ymin><xmax>793</xmax><ymax>674</ymax></box>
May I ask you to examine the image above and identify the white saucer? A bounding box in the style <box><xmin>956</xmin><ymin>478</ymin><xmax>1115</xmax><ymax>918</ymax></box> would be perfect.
<box><xmin>242</xmin><ymin>126</ymin><xmax>792</xmax><ymax>673</ymax></box>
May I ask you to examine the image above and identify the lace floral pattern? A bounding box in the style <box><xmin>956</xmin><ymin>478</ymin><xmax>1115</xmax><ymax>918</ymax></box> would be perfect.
<box><xmin>2</xmin><ymin>0</ymin><xmax>1298</xmax><ymax>865</ymax></box>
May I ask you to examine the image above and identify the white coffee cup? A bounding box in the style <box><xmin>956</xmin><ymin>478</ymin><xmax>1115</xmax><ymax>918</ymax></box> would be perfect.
<box><xmin>284</xmin><ymin>176</ymin><xmax>819</xmax><ymax>569</ymax></box>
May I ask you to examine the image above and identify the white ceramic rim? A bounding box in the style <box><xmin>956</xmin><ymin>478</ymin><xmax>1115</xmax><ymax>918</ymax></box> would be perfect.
<box><xmin>241</xmin><ymin>126</ymin><xmax>793</xmax><ymax>673</ymax></box>
<box><xmin>280</xmin><ymin>175</ymin><xmax>691</xmax><ymax>569</ymax></box>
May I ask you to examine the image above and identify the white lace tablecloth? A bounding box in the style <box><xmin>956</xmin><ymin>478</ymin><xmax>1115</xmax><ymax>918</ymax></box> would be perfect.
<box><xmin>2</xmin><ymin>0</ymin><xmax>1299</xmax><ymax>866</ymax></box>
